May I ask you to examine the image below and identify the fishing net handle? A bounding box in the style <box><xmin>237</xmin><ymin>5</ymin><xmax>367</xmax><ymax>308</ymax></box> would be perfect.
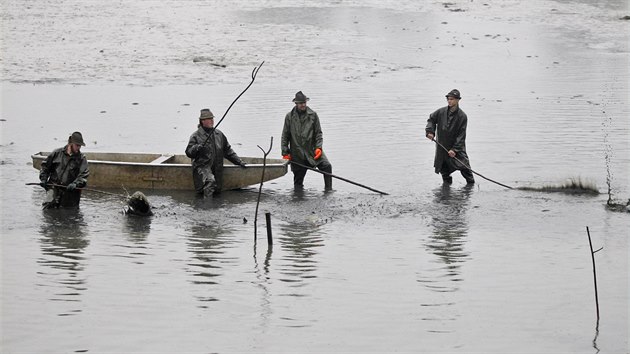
<box><xmin>202</xmin><ymin>61</ymin><xmax>264</xmax><ymax>146</ymax></box>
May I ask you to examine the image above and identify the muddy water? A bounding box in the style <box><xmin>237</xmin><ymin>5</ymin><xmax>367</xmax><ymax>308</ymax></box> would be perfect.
<box><xmin>2</xmin><ymin>1</ymin><xmax>629</xmax><ymax>353</ymax></box>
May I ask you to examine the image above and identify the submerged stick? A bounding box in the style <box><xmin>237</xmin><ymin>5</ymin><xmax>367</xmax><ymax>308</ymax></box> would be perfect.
<box><xmin>289</xmin><ymin>160</ymin><xmax>389</xmax><ymax>195</ymax></box>
<box><xmin>254</xmin><ymin>137</ymin><xmax>273</xmax><ymax>241</ymax></box>
<box><xmin>431</xmin><ymin>138</ymin><xmax>514</xmax><ymax>189</ymax></box>
<box><xmin>586</xmin><ymin>226</ymin><xmax>603</xmax><ymax>321</ymax></box>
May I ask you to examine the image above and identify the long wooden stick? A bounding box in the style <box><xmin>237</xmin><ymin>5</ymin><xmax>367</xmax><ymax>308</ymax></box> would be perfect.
<box><xmin>202</xmin><ymin>61</ymin><xmax>264</xmax><ymax>147</ymax></box>
<box><xmin>254</xmin><ymin>137</ymin><xmax>273</xmax><ymax>240</ymax></box>
<box><xmin>26</xmin><ymin>182</ymin><xmax>128</xmax><ymax>198</ymax></box>
<box><xmin>431</xmin><ymin>138</ymin><xmax>513</xmax><ymax>189</ymax></box>
<box><xmin>289</xmin><ymin>160</ymin><xmax>389</xmax><ymax>195</ymax></box>
<box><xmin>586</xmin><ymin>226</ymin><xmax>603</xmax><ymax>321</ymax></box>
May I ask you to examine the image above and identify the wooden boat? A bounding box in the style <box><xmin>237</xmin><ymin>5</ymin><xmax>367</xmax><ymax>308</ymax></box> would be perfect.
<box><xmin>31</xmin><ymin>152</ymin><xmax>289</xmax><ymax>191</ymax></box>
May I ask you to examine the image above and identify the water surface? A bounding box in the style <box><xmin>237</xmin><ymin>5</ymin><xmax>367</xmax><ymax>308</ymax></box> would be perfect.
<box><xmin>1</xmin><ymin>0</ymin><xmax>629</xmax><ymax>353</ymax></box>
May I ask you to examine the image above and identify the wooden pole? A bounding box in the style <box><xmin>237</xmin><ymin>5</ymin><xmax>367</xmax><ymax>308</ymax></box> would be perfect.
<box><xmin>202</xmin><ymin>61</ymin><xmax>264</xmax><ymax>147</ymax></box>
<box><xmin>288</xmin><ymin>160</ymin><xmax>389</xmax><ymax>195</ymax></box>
<box><xmin>265</xmin><ymin>212</ymin><xmax>273</xmax><ymax>245</ymax></box>
<box><xmin>254</xmin><ymin>137</ymin><xmax>273</xmax><ymax>241</ymax></box>
<box><xmin>431</xmin><ymin>138</ymin><xmax>513</xmax><ymax>189</ymax></box>
<box><xmin>586</xmin><ymin>226</ymin><xmax>602</xmax><ymax>321</ymax></box>
<box><xmin>27</xmin><ymin>182</ymin><xmax>128</xmax><ymax>198</ymax></box>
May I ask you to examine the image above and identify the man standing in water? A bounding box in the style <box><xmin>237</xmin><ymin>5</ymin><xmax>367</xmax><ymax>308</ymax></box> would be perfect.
<box><xmin>186</xmin><ymin>108</ymin><xmax>247</xmax><ymax>196</ymax></box>
<box><xmin>425</xmin><ymin>89</ymin><xmax>475</xmax><ymax>184</ymax></box>
<box><xmin>39</xmin><ymin>131</ymin><xmax>90</xmax><ymax>209</ymax></box>
<box><xmin>281</xmin><ymin>91</ymin><xmax>333</xmax><ymax>190</ymax></box>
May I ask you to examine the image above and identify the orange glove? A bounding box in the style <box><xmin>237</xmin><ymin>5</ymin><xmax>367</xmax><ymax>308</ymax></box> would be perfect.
<box><xmin>282</xmin><ymin>154</ymin><xmax>291</xmax><ymax>160</ymax></box>
<box><xmin>314</xmin><ymin>148</ymin><xmax>322</xmax><ymax>160</ymax></box>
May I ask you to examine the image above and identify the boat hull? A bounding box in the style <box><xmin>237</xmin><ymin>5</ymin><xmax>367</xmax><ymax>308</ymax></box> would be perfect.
<box><xmin>31</xmin><ymin>152</ymin><xmax>289</xmax><ymax>191</ymax></box>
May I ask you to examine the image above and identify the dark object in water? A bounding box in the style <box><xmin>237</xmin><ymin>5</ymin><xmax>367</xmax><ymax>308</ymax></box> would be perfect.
<box><xmin>517</xmin><ymin>177</ymin><xmax>599</xmax><ymax>195</ymax></box>
<box><xmin>125</xmin><ymin>191</ymin><xmax>153</xmax><ymax>216</ymax></box>
<box><xmin>606</xmin><ymin>199</ymin><xmax>630</xmax><ymax>213</ymax></box>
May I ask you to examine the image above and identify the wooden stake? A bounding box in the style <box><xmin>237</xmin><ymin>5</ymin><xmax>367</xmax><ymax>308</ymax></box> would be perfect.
<box><xmin>586</xmin><ymin>226</ymin><xmax>603</xmax><ymax>321</ymax></box>
<box><xmin>265</xmin><ymin>212</ymin><xmax>273</xmax><ymax>245</ymax></box>
<box><xmin>254</xmin><ymin>137</ymin><xmax>273</xmax><ymax>242</ymax></box>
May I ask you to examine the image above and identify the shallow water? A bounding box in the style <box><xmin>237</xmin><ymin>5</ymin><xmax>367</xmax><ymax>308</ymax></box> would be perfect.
<box><xmin>1</xmin><ymin>0</ymin><xmax>629</xmax><ymax>353</ymax></box>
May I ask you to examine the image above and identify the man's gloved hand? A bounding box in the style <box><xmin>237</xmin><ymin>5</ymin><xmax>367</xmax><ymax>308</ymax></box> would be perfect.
<box><xmin>66</xmin><ymin>182</ymin><xmax>77</xmax><ymax>191</ymax></box>
<box><xmin>239</xmin><ymin>162</ymin><xmax>247</xmax><ymax>168</ymax></box>
<box><xmin>282</xmin><ymin>154</ymin><xmax>291</xmax><ymax>160</ymax></box>
<box><xmin>39</xmin><ymin>181</ymin><xmax>49</xmax><ymax>190</ymax></box>
<box><xmin>314</xmin><ymin>148</ymin><xmax>322</xmax><ymax>160</ymax></box>
<box><xmin>191</xmin><ymin>144</ymin><xmax>208</xmax><ymax>156</ymax></box>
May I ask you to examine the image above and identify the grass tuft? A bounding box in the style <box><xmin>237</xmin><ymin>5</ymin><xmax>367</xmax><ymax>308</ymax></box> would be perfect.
<box><xmin>517</xmin><ymin>177</ymin><xmax>599</xmax><ymax>195</ymax></box>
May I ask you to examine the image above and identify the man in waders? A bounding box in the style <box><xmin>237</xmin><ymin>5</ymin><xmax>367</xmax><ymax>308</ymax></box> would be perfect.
<box><xmin>425</xmin><ymin>89</ymin><xmax>475</xmax><ymax>185</ymax></box>
<box><xmin>39</xmin><ymin>131</ymin><xmax>90</xmax><ymax>209</ymax></box>
<box><xmin>185</xmin><ymin>108</ymin><xmax>247</xmax><ymax>196</ymax></box>
<box><xmin>281</xmin><ymin>91</ymin><xmax>333</xmax><ymax>190</ymax></box>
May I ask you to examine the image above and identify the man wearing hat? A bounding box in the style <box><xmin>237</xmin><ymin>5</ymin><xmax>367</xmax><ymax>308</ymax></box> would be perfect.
<box><xmin>281</xmin><ymin>91</ymin><xmax>333</xmax><ymax>190</ymax></box>
<box><xmin>425</xmin><ymin>89</ymin><xmax>475</xmax><ymax>184</ymax></box>
<box><xmin>185</xmin><ymin>108</ymin><xmax>247</xmax><ymax>196</ymax></box>
<box><xmin>39</xmin><ymin>131</ymin><xmax>90</xmax><ymax>208</ymax></box>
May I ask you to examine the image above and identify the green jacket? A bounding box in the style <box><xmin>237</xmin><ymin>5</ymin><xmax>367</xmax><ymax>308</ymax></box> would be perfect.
<box><xmin>425</xmin><ymin>106</ymin><xmax>471</xmax><ymax>173</ymax></box>
<box><xmin>281</xmin><ymin>106</ymin><xmax>328</xmax><ymax>167</ymax></box>
<box><xmin>39</xmin><ymin>146</ymin><xmax>90</xmax><ymax>206</ymax></box>
<box><xmin>185</xmin><ymin>126</ymin><xmax>243</xmax><ymax>191</ymax></box>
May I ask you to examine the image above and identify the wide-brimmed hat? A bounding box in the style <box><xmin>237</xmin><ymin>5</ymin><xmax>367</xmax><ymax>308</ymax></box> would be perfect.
<box><xmin>292</xmin><ymin>91</ymin><xmax>309</xmax><ymax>103</ymax></box>
<box><xmin>68</xmin><ymin>131</ymin><xmax>85</xmax><ymax>146</ymax></box>
<box><xmin>199</xmin><ymin>108</ymin><xmax>214</xmax><ymax>120</ymax></box>
<box><xmin>445</xmin><ymin>89</ymin><xmax>461</xmax><ymax>99</ymax></box>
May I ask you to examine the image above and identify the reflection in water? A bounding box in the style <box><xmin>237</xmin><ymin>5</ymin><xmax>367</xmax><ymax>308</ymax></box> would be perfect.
<box><xmin>416</xmin><ymin>185</ymin><xmax>473</xmax><ymax>335</ymax></box>
<box><xmin>38</xmin><ymin>208</ymin><xmax>89</xmax><ymax>315</ymax></box>
<box><xmin>186</xmin><ymin>223</ymin><xmax>235</xmax><ymax>304</ymax></box>
<box><xmin>253</xmin><ymin>241</ymin><xmax>273</xmax><ymax>279</ymax></box>
<box><xmin>593</xmin><ymin>321</ymin><xmax>600</xmax><ymax>353</ymax></box>
<box><xmin>277</xmin><ymin>219</ymin><xmax>325</xmax><ymax>287</ymax></box>
<box><xmin>422</xmin><ymin>184</ymin><xmax>473</xmax><ymax>291</ymax></box>
<box><xmin>123</xmin><ymin>214</ymin><xmax>152</xmax><ymax>243</ymax></box>
<box><xmin>272</xmin><ymin>219</ymin><xmax>325</xmax><ymax>329</ymax></box>
<box><xmin>253</xmin><ymin>245</ymin><xmax>273</xmax><ymax>334</ymax></box>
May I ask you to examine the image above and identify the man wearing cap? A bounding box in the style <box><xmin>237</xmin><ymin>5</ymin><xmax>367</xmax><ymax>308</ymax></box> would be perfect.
<box><xmin>185</xmin><ymin>108</ymin><xmax>247</xmax><ymax>196</ymax></box>
<box><xmin>39</xmin><ymin>131</ymin><xmax>90</xmax><ymax>208</ymax></box>
<box><xmin>425</xmin><ymin>89</ymin><xmax>475</xmax><ymax>185</ymax></box>
<box><xmin>281</xmin><ymin>91</ymin><xmax>333</xmax><ymax>190</ymax></box>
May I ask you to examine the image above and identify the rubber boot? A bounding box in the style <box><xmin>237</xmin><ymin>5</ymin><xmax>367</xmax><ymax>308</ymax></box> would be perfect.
<box><xmin>324</xmin><ymin>175</ymin><xmax>333</xmax><ymax>191</ymax></box>
<box><xmin>461</xmin><ymin>169</ymin><xmax>475</xmax><ymax>184</ymax></box>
